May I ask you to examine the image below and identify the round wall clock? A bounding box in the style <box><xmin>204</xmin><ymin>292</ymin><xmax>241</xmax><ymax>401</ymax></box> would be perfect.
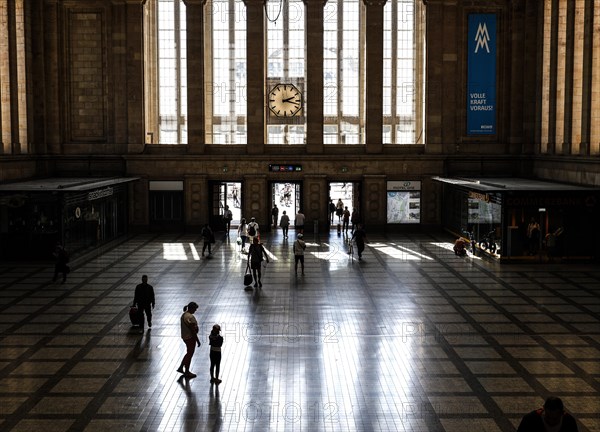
<box><xmin>268</xmin><ymin>83</ymin><xmax>303</xmax><ymax>117</ymax></box>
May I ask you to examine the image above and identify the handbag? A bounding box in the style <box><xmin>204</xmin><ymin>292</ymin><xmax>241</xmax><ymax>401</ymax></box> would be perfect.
<box><xmin>243</xmin><ymin>259</ymin><xmax>253</xmax><ymax>286</ymax></box>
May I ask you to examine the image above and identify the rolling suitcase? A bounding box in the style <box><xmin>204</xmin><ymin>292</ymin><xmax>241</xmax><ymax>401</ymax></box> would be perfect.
<box><xmin>129</xmin><ymin>305</ymin><xmax>141</xmax><ymax>326</ymax></box>
<box><xmin>244</xmin><ymin>260</ymin><xmax>253</xmax><ymax>287</ymax></box>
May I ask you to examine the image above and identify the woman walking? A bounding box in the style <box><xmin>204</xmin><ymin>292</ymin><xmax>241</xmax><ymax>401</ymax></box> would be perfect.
<box><xmin>177</xmin><ymin>302</ymin><xmax>201</xmax><ymax>378</ymax></box>
<box><xmin>237</xmin><ymin>218</ymin><xmax>248</xmax><ymax>250</ymax></box>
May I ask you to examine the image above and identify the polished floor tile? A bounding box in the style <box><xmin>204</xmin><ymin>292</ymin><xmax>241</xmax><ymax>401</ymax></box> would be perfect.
<box><xmin>0</xmin><ymin>231</ymin><xmax>599</xmax><ymax>431</ymax></box>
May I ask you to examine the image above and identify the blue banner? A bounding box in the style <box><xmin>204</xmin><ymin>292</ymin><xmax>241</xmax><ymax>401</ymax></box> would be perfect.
<box><xmin>467</xmin><ymin>14</ymin><xmax>496</xmax><ymax>135</ymax></box>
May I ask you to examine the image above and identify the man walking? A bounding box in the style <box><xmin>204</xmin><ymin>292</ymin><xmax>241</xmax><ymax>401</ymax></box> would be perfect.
<box><xmin>133</xmin><ymin>275</ymin><xmax>155</xmax><ymax>333</ymax></box>
<box><xmin>223</xmin><ymin>206</ymin><xmax>233</xmax><ymax>234</ymax></box>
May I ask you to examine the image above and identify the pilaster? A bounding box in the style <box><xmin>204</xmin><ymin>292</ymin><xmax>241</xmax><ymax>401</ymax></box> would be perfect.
<box><xmin>424</xmin><ymin>0</ymin><xmax>442</xmax><ymax>154</ymax></box>
<box><xmin>363</xmin><ymin>0</ymin><xmax>385</xmax><ymax>154</ymax></box>
<box><xmin>578</xmin><ymin>0</ymin><xmax>593</xmax><ymax>156</ymax></box>
<box><xmin>243</xmin><ymin>174</ymin><xmax>268</xmax><ymax>224</ymax></box>
<box><xmin>185</xmin><ymin>174</ymin><xmax>208</xmax><ymax>227</ymax></box>
<box><xmin>184</xmin><ymin>0</ymin><xmax>207</xmax><ymax>153</ymax></box>
<box><xmin>561</xmin><ymin>0</ymin><xmax>576</xmax><ymax>155</ymax></box>
<box><xmin>243</xmin><ymin>0</ymin><xmax>265</xmax><ymax>154</ymax></box>
<box><xmin>508</xmin><ymin>0</ymin><xmax>525</xmax><ymax>154</ymax></box>
<box><xmin>303</xmin><ymin>174</ymin><xmax>327</xmax><ymax>231</ymax></box>
<box><xmin>43</xmin><ymin>0</ymin><xmax>61</xmax><ymax>154</ymax></box>
<box><xmin>304</xmin><ymin>0</ymin><xmax>326</xmax><ymax>153</ymax></box>
<box><xmin>362</xmin><ymin>174</ymin><xmax>386</xmax><ymax>228</ymax></box>
<box><xmin>131</xmin><ymin>177</ymin><xmax>149</xmax><ymax>227</ymax></box>
<box><xmin>124</xmin><ymin>0</ymin><xmax>146</xmax><ymax>153</ymax></box>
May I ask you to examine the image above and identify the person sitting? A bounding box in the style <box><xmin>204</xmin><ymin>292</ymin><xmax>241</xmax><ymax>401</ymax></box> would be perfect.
<box><xmin>454</xmin><ymin>237</ymin><xmax>467</xmax><ymax>256</ymax></box>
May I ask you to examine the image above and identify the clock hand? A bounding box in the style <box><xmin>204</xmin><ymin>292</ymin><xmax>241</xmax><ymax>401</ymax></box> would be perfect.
<box><xmin>282</xmin><ymin>97</ymin><xmax>299</xmax><ymax>103</ymax></box>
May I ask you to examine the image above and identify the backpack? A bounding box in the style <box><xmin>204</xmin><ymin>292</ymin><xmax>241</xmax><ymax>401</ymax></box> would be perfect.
<box><xmin>248</xmin><ymin>225</ymin><xmax>256</xmax><ymax>236</ymax></box>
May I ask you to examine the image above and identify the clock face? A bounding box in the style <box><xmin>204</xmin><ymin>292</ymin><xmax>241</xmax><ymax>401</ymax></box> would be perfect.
<box><xmin>268</xmin><ymin>84</ymin><xmax>303</xmax><ymax>117</ymax></box>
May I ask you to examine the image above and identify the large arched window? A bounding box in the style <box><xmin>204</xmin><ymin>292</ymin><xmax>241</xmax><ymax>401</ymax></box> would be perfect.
<box><xmin>383</xmin><ymin>0</ymin><xmax>424</xmax><ymax>144</ymax></box>
<box><xmin>323</xmin><ymin>0</ymin><xmax>363</xmax><ymax>145</ymax></box>
<box><xmin>147</xmin><ymin>0</ymin><xmax>424</xmax><ymax>146</ymax></box>
<box><xmin>160</xmin><ymin>0</ymin><xmax>187</xmax><ymax>144</ymax></box>
<box><xmin>266</xmin><ymin>0</ymin><xmax>306</xmax><ymax>144</ymax></box>
<box><xmin>207</xmin><ymin>0</ymin><xmax>247</xmax><ymax>144</ymax></box>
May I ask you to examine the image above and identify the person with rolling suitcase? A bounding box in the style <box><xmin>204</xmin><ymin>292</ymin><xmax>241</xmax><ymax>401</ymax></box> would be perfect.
<box><xmin>133</xmin><ymin>275</ymin><xmax>155</xmax><ymax>334</ymax></box>
<box><xmin>243</xmin><ymin>259</ymin><xmax>253</xmax><ymax>290</ymax></box>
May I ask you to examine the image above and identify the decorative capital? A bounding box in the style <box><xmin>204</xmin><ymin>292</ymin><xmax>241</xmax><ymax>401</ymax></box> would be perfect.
<box><xmin>362</xmin><ymin>0</ymin><xmax>386</xmax><ymax>6</ymax></box>
<box><xmin>302</xmin><ymin>0</ymin><xmax>328</xmax><ymax>7</ymax></box>
<box><xmin>242</xmin><ymin>0</ymin><xmax>266</xmax><ymax>6</ymax></box>
<box><xmin>182</xmin><ymin>0</ymin><xmax>208</xmax><ymax>6</ymax></box>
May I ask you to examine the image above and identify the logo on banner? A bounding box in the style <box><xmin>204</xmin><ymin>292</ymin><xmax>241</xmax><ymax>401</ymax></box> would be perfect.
<box><xmin>474</xmin><ymin>23</ymin><xmax>490</xmax><ymax>53</ymax></box>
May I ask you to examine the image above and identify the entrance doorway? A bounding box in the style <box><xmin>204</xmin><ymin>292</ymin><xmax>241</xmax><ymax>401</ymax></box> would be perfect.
<box><xmin>271</xmin><ymin>182</ymin><xmax>301</xmax><ymax>228</ymax></box>
<box><xmin>210</xmin><ymin>182</ymin><xmax>242</xmax><ymax>230</ymax></box>
<box><xmin>328</xmin><ymin>182</ymin><xmax>360</xmax><ymax>227</ymax></box>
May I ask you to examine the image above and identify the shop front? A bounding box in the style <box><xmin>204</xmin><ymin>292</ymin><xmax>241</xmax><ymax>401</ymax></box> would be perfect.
<box><xmin>434</xmin><ymin>177</ymin><xmax>600</xmax><ymax>261</ymax></box>
<box><xmin>0</xmin><ymin>177</ymin><xmax>138</xmax><ymax>260</ymax></box>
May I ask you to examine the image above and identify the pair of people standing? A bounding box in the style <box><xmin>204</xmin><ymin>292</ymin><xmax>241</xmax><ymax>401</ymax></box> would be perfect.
<box><xmin>177</xmin><ymin>301</ymin><xmax>224</xmax><ymax>384</ymax></box>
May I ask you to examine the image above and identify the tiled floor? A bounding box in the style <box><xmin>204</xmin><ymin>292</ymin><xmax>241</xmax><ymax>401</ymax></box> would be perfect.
<box><xmin>0</xmin><ymin>230</ymin><xmax>599</xmax><ymax>432</ymax></box>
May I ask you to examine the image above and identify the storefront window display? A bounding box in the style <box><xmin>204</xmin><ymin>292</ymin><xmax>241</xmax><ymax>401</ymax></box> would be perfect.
<box><xmin>435</xmin><ymin>177</ymin><xmax>600</xmax><ymax>261</ymax></box>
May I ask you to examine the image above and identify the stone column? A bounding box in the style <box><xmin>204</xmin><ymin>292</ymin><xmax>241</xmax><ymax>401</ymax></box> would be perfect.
<box><xmin>184</xmin><ymin>0</ymin><xmax>206</xmax><ymax>153</ymax></box>
<box><xmin>243</xmin><ymin>0</ymin><xmax>265</xmax><ymax>154</ymax></box>
<box><xmin>124</xmin><ymin>0</ymin><xmax>146</xmax><ymax>153</ymax></box>
<box><xmin>185</xmin><ymin>175</ymin><xmax>208</xmax><ymax>227</ymax></box>
<box><xmin>304</xmin><ymin>0</ymin><xmax>325</xmax><ymax>153</ymax></box>
<box><xmin>363</xmin><ymin>0</ymin><xmax>385</xmax><ymax>154</ymax></box>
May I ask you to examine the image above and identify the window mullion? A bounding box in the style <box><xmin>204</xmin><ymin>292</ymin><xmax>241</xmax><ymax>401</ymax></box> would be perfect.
<box><xmin>174</xmin><ymin>0</ymin><xmax>181</xmax><ymax>144</ymax></box>
<box><xmin>337</xmin><ymin>0</ymin><xmax>343</xmax><ymax>140</ymax></box>
<box><xmin>391</xmin><ymin>0</ymin><xmax>398</xmax><ymax>144</ymax></box>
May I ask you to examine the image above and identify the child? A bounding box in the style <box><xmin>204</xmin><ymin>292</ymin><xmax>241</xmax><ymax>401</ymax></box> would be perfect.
<box><xmin>209</xmin><ymin>324</ymin><xmax>224</xmax><ymax>384</ymax></box>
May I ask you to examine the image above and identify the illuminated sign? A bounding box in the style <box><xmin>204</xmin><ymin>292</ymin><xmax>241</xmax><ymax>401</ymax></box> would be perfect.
<box><xmin>269</xmin><ymin>164</ymin><xmax>302</xmax><ymax>172</ymax></box>
<box><xmin>87</xmin><ymin>187</ymin><xmax>113</xmax><ymax>201</ymax></box>
<box><xmin>469</xmin><ymin>191</ymin><xmax>489</xmax><ymax>202</ymax></box>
